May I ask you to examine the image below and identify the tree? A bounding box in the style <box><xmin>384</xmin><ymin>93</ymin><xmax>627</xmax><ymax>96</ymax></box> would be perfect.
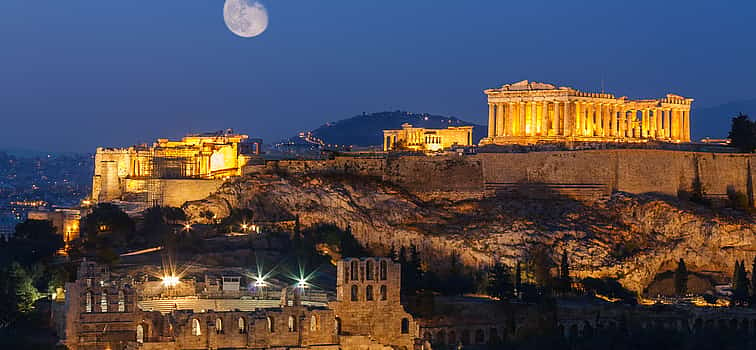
<box><xmin>674</xmin><ymin>258</ymin><xmax>688</xmax><ymax>296</ymax></box>
<box><xmin>9</xmin><ymin>262</ymin><xmax>39</xmax><ymax>315</ymax></box>
<box><xmin>733</xmin><ymin>260</ymin><xmax>750</xmax><ymax>306</ymax></box>
<box><xmin>487</xmin><ymin>262</ymin><xmax>514</xmax><ymax>300</ymax></box>
<box><xmin>728</xmin><ymin>113</ymin><xmax>756</xmax><ymax>153</ymax></box>
<box><xmin>515</xmin><ymin>261</ymin><xmax>522</xmax><ymax>298</ymax></box>
<box><xmin>556</xmin><ymin>251</ymin><xmax>571</xmax><ymax>294</ymax></box>
<box><xmin>81</xmin><ymin>203</ymin><xmax>135</xmax><ymax>242</ymax></box>
<box><xmin>560</xmin><ymin>251</ymin><xmax>570</xmax><ymax>281</ymax></box>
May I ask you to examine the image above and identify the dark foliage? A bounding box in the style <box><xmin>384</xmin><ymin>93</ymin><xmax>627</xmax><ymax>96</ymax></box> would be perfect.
<box><xmin>728</xmin><ymin>113</ymin><xmax>756</xmax><ymax>153</ymax></box>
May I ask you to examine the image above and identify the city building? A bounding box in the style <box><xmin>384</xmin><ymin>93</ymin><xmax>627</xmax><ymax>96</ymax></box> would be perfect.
<box><xmin>383</xmin><ymin>123</ymin><xmax>474</xmax><ymax>152</ymax></box>
<box><xmin>480</xmin><ymin>80</ymin><xmax>693</xmax><ymax>145</ymax></box>
<box><xmin>91</xmin><ymin>130</ymin><xmax>262</xmax><ymax>208</ymax></box>
<box><xmin>27</xmin><ymin>207</ymin><xmax>81</xmax><ymax>242</ymax></box>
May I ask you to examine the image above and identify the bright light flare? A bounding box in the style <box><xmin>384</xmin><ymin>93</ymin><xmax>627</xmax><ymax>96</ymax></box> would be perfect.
<box><xmin>296</xmin><ymin>278</ymin><xmax>309</xmax><ymax>289</ymax></box>
<box><xmin>183</xmin><ymin>224</ymin><xmax>193</xmax><ymax>232</ymax></box>
<box><xmin>162</xmin><ymin>275</ymin><xmax>180</xmax><ymax>287</ymax></box>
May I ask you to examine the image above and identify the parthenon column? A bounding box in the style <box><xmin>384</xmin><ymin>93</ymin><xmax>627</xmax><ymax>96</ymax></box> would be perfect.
<box><xmin>574</xmin><ymin>102</ymin><xmax>582</xmax><ymax>136</ymax></box>
<box><xmin>649</xmin><ymin>109</ymin><xmax>657</xmax><ymax>138</ymax></box>
<box><xmin>496</xmin><ymin>103</ymin><xmax>506</xmax><ymax>137</ymax></box>
<box><xmin>552</xmin><ymin>101</ymin><xmax>560</xmax><ymax>136</ymax></box>
<box><xmin>519</xmin><ymin>102</ymin><xmax>526</xmax><ymax>136</ymax></box>
<box><xmin>654</xmin><ymin>109</ymin><xmax>662</xmax><ymax>138</ymax></box>
<box><xmin>487</xmin><ymin>103</ymin><xmax>495</xmax><ymax>138</ymax></box>
<box><xmin>683</xmin><ymin>110</ymin><xmax>690</xmax><ymax>142</ymax></box>
<box><xmin>563</xmin><ymin>101</ymin><xmax>571</xmax><ymax>137</ymax></box>
<box><xmin>640</xmin><ymin>109</ymin><xmax>648</xmax><ymax>138</ymax></box>
<box><xmin>538</xmin><ymin>101</ymin><xmax>546</xmax><ymax>136</ymax></box>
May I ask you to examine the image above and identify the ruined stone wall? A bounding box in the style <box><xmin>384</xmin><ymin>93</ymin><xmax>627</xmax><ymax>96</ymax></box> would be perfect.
<box><xmin>92</xmin><ymin>148</ymin><xmax>132</xmax><ymax>201</ymax></box>
<box><xmin>157</xmin><ymin>179</ymin><xmax>225</xmax><ymax>208</ymax></box>
<box><xmin>331</xmin><ymin>258</ymin><xmax>418</xmax><ymax>350</ymax></box>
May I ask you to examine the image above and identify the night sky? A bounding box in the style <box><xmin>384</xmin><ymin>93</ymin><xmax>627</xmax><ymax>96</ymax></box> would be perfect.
<box><xmin>1</xmin><ymin>0</ymin><xmax>755</xmax><ymax>152</ymax></box>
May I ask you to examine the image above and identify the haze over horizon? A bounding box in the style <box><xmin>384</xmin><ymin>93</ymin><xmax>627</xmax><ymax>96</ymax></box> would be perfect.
<box><xmin>1</xmin><ymin>0</ymin><xmax>755</xmax><ymax>152</ymax></box>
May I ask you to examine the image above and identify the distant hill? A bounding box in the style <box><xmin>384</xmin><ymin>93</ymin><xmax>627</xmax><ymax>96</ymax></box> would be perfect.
<box><xmin>692</xmin><ymin>99</ymin><xmax>756</xmax><ymax>141</ymax></box>
<box><xmin>309</xmin><ymin>111</ymin><xmax>486</xmax><ymax>147</ymax></box>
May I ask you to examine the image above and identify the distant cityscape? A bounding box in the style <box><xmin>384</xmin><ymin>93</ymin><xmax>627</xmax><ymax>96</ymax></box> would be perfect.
<box><xmin>0</xmin><ymin>152</ymin><xmax>92</xmax><ymax>239</ymax></box>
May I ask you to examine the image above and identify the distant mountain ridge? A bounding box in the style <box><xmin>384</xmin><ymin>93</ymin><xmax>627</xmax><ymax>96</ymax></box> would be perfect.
<box><xmin>308</xmin><ymin>111</ymin><xmax>486</xmax><ymax>147</ymax></box>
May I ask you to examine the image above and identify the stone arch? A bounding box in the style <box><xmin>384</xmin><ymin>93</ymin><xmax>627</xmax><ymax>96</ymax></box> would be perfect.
<box><xmin>489</xmin><ymin>327</ymin><xmax>500</xmax><ymax>344</ymax></box>
<box><xmin>191</xmin><ymin>318</ymin><xmax>202</xmax><ymax>336</ymax></box>
<box><xmin>436</xmin><ymin>330</ymin><xmax>446</xmax><ymax>345</ymax></box>
<box><xmin>366</xmin><ymin>285</ymin><xmax>374</xmax><ymax>301</ymax></box>
<box><xmin>238</xmin><ymin>317</ymin><xmax>247</xmax><ymax>334</ymax></box>
<box><xmin>380</xmin><ymin>260</ymin><xmax>387</xmax><ymax>280</ymax></box>
<box><xmin>569</xmin><ymin>324</ymin><xmax>578</xmax><ymax>338</ymax></box>
<box><xmin>693</xmin><ymin>319</ymin><xmax>703</xmax><ymax>333</ymax></box>
<box><xmin>288</xmin><ymin>315</ymin><xmax>296</xmax><ymax>332</ymax></box>
<box><xmin>100</xmin><ymin>291</ymin><xmax>108</xmax><ymax>312</ymax></box>
<box><xmin>351</xmin><ymin>285</ymin><xmax>359</xmax><ymax>301</ymax></box>
<box><xmin>85</xmin><ymin>291</ymin><xmax>93</xmax><ymax>313</ymax></box>
<box><xmin>581</xmin><ymin>321</ymin><xmax>594</xmax><ymax>337</ymax></box>
<box><xmin>350</xmin><ymin>260</ymin><xmax>358</xmax><ymax>280</ymax></box>
<box><xmin>335</xmin><ymin>317</ymin><xmax>342</xmax><ymax>335</ymax></box>
<box><xmin>475</xmin><ymin>329</ymin><xmax>485</xmax><ymax>344</ymax></box>
<box><xmin>310</xmin><ymin>315</ymin><xmax>317</xmax><ymax>331</ymax></box>
<box><xmin>267</xmin><ymin>316</ymin><xmax>275</xmax><ymax>333</ymax></box>
<box><xmin>216</xmin><ymin>317</ymin><xmax>223</xmax><ymax>334</ymax></box>
<box><xmin>380</xmin><ymin>285</ymin><xmax>387</xmax><ymax>301</ymax></box>
<box><xmin>461</xmin><ymin>329</ymin><xmax>470</xmax><ymax>345</ymax></box>
<box><xmin>401</xmin><ymin>318</ymin><xmax>409</xmax><ymax>334</ymax></box>
<box><xmin>366</xmin><ymin>260</ymin><xmax>374</xmax><ymax>280</ymax></box>
<box><xmin>118</xmin><ymin>290</ymin><xmax>125</xmax><ymax>312</ymax></box>
<box><xmin>448</xmin><ymin>330</ymin><xmax>456</xmax><ymax>345</ymax></box>
<box><xmin>136</xmin><ymin>324</ymin><xmax>145</xmax><ymax>343</ymax></box>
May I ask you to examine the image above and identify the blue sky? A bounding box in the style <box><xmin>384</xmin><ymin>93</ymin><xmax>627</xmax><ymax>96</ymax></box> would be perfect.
<box><xmin>1</xmin><ymin>0</ymin><xmax>755</xmax><ymax>152</ymax></box>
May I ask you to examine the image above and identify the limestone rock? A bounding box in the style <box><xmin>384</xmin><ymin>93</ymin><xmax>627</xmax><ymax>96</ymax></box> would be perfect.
<box><xmin>184</xmin><ymin>172</ymin><xmax>756</xmax><ymax>292</ymax></box>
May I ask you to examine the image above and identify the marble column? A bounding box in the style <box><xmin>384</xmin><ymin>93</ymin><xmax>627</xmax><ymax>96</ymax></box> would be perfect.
<box><xmin>552</xmin><ymin>101</ymin><xmax>560</xmax><ymax>136</ymax></box>
<box><xmin>640</xmin><ymin>109</ymin><xmax>648</xmax><ymax>138</ymax></box>
<box><xmin>519</xmin><ymin>102</ymin><xmax>526</xmax><ymax>136</ymax></box>
<box><xmin>487</xmin><ymin>103</ymin><xmax>495</xmax><ymax>138</ymax></box>
<box><xmin>496</xmin><ymin>103</ymin><xmax>506</xmax><ymax>137</ymax></box>
<box><xmin>649</xmin><ymin>109</ymin><xmax>656</xmax><ymax>138</ymax></box>
<box><xmin>563</xmin><ymin>101</ymin><xmax>571</xmax><ymax>137</ymax></box>
<box><xmin>575</xmin><ymin>101</ymin><xmax>585</xmax><ymax>136</ymax></box>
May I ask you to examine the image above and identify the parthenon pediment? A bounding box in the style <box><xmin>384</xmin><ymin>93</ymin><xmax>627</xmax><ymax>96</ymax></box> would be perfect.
<box><xmin>499</xmin><ymin>80</ymin><xmax>559</xmax><ymax>91</ymax></box>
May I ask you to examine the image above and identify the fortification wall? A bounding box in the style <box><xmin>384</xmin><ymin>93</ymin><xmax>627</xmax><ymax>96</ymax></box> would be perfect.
<box><xmin>267</xmin><ymin>157</ymin><xmax>386</xmax><ymax>177</ymax></box>
<box><xmin>384</xmin><ymin>156</ymin><xmax>484</xmax><ymax>200</ymax></box>
<box><xmin>475</xmin><ymin>150</ymin><xmax>756</xmax><ymax>202</ymax></box>
<box><xmin>259</xmin><ymin>150</ymin><xmax>756</xmax><ymax>204</ymax></box>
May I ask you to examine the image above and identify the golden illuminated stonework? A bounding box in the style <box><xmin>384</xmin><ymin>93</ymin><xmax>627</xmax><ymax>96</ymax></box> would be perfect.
<box><xmin>92</xmin><ymin>130</ymin><xmax>261</xmax><ymax>205</ymax></box>
<box><xmin>383</xmin><ymin>123</ymin><xmax>474</xmax><ymax>152</ymax></box>
<box><xmin>480</xmin><ymin>80</ymin><xmax>693</xmax><ymax>145</ymax></box>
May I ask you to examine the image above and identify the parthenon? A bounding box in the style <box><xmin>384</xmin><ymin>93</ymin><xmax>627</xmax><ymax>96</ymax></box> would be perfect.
<box><xmin>480</xmin><ymin>80</ymin><xmax>693</xmax><ymax>145</ymax></box>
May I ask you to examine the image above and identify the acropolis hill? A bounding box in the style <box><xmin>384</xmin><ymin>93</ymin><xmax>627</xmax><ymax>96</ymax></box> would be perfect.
<box><xmin>88</xmin><ymin>82</ymin><xmax>756</xmax><ymax>294</ymax></box>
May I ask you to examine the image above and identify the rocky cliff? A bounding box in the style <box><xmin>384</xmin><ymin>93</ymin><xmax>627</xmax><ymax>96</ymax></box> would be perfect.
<box><xmin>183</xmin><ymin>172</ymin><xmax>756</xmax><ymax>292</ymax></box>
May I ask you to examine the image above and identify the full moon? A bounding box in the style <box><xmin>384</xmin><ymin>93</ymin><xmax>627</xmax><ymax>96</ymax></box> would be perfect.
<box><xmin>223</xmin><ymin>0</ymin><xmax>268</xmax><ymax>38</ymax></box>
